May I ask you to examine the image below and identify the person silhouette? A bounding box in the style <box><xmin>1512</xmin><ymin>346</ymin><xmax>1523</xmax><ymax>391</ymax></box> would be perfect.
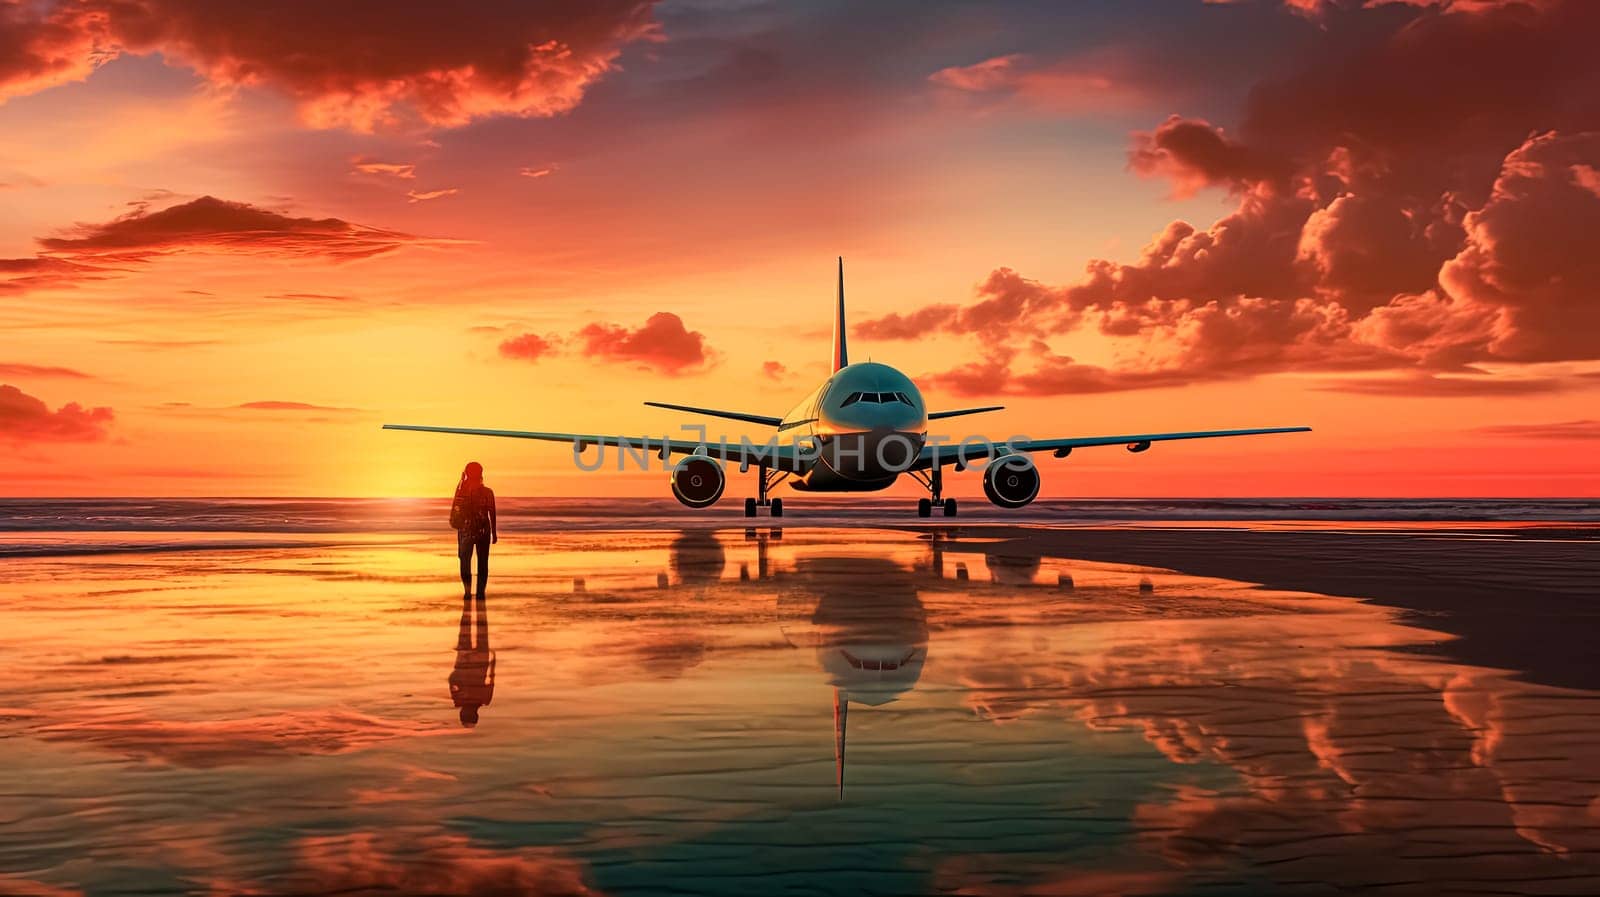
<box><xmin>449</xmin><ymin>461</ymin><xmax>497</xmax><ymax>599</ymax></box>
<box><xmin>449</xmin><ymin>594</ymin><xmax>494</xmax><ymax>727</ymax></box>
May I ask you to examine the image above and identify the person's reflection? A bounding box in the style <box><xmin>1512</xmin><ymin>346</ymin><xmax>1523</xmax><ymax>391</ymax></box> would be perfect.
<box><xmin>449</xmin><ymin>595</ymin><xmax>494</xmax><ymax>728</ymax></box>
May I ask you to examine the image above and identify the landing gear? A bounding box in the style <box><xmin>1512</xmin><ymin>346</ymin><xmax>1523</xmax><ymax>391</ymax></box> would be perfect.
<box><xmin>911</xmin><ymin>465</ymin><xmax>957</xmax><ymax>518</ymax></box>
<box><xmin>749</xmin><ymin>462</ymin><xmax>790</xmax><ymax>516</ymax></box>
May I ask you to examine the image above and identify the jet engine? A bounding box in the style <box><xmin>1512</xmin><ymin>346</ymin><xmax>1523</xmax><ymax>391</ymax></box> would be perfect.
<box><xmin>670</xmin><ymin>456</ymin><xmax>726</xmax><ymax>508</ymax></box>
<box><xmin>982</xmin><ymin>454</ymin><xmax>1040</xmax><ymax>508</ymax></box>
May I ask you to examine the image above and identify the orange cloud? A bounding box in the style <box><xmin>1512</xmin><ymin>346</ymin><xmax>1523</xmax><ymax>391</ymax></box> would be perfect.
<box><xmin>499</xmin><ymin>332</ymin><xmax>558</xmax><ymax>362</ymax></box>
<box><xmin>0</xmin><ymin>384</ymin><xmax>113</xmax><ymax>443</ymax></box>
<box><xmin>0</xmin><ymin>0</ymin><xmax>660</xmax><ymax>130</ymax></box>
<box><xmin>233</xmin><ymin>400</ymin><xmax>359</xmax><ymax>413</ymax></box>
<box><xmin>351</xmin><ymin>156</ymin><xmax>416</xmax><ymax>179</ymax></box>
<box><xmin>406</xmin><ymin>188</ymin><xmax>458</xmax><ymax>203</ymax></box>
<box><xmin>520</xmin><ymin>165</ymin><xmax>558</xmax><ymax>178</ymax></box>
<box><xmin>761</xmin><ymin>360</ymin><xmax>787</xmax><ymax>380</ymax></box>
<box><xmin>576</xmin><ymin>312</ymin><xmax>712</xmax><ymax>375</ymax></box>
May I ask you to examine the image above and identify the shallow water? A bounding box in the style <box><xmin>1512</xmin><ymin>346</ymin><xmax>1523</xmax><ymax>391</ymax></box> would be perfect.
<box><xmin>2</xmin><ymin>527</ymin><xmax>1598</xmax><ymax>895</ymax></box>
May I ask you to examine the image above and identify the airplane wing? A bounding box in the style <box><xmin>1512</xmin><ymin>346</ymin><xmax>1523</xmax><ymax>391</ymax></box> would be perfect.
<box><xmin>643</xmin><ymin>401</ymin><xmax>782</xmax><ymax>427</ymax></box>
<box><xmin>927</xmin><ymin>405</ymin><xmax>1004</xmax><ymax>421</ymax></box>
<box><xmin>382</xmin><ymin>424</ymin><xmax>808</xmax><ymax>472</ymax></box>
<box><xmin>911</xmin><ymin>426</ymin><xmax>1311</xmax><ymax>469</ymax></box>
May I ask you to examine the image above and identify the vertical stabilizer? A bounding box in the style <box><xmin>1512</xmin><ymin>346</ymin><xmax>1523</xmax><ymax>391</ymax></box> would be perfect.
<box><xmin>832</xmin><ymin>257</ymin><xmax>848</xmax><ymax>372</ymax></box>
<box><xmin>833</xmin><ymin>687</ymin><xmax>847</xmax><ymax>799</ymax></box>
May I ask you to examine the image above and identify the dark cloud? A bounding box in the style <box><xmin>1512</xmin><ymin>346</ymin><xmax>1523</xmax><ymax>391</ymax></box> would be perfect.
<box><xmin>576</xmin><ymin>312</ymin><xmax>711</xmax><ymax>375</ymax></box>
<box><xmin>0</xmin><ymin>384</ymin><xmax>113</xmax><ymax>443</ymax></box>
<box><xmin>39</xmin><ymin>195</ymin><xmax>417</xmax><ymax>262</ymax></box>
<box><xmin>1129</xmin><ymin>115</ymin><xmax>1291</xmax><ymax>196</ymax></box>
<box><xmin>0</xmin><ymin>0</ymin><xmax>659</xmax><ymax>130</ymax></box>
<box><xmin>860</xmin><ymin>0</ymin><xmax>1600</xmax><ymax>397</ymax></box>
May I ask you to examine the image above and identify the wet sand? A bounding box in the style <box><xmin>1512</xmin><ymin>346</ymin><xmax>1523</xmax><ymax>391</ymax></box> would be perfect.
<box><xmin>917</xmin><ymin>524</ymin><xmax>1600</xmax><ymax>690</ymax></box>
<box><xmin>0</xmin><ymin>523</ymin><xmax>1597</xmax><ymax>895</ymax></box>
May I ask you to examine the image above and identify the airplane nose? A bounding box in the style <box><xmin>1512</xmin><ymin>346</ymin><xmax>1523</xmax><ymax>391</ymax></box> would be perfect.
<box><xmin>827</xmin><ymin>402</ymin><xmax>926</xmax><ymax>434</ymax></box>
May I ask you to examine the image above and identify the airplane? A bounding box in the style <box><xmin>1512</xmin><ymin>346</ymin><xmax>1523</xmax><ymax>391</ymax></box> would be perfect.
<box><xmin>384</xmin><ymin>259</ymin><xmax>1310</xmax><ymax>518</ymax></box>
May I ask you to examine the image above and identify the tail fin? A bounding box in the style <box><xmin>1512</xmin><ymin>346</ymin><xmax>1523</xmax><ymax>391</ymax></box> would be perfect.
<box><xmin>832</xmin><ymin>257</ymin><xmax>848</xmax><ymax>372</ymax></box>
<box><xmin>833</xmin><ymin>687</ymin><xmax>847</xmax><ymax>799</ymax></box>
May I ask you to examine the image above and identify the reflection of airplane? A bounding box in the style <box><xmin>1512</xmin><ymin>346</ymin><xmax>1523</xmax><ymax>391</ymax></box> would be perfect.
<box><xmin>449</xmin><ymin>595</ymin><xmax>495</xmax><ymax>728</ymax></box>
<box><xmin>695</xmin><ymin>530</ymin><xmax>1098</xmax><ymax>796</ymax></box>
<box><xmin>775</xmin><ymin>557</ymin><xmax>928</xmax><ymax>797</ymax></box>
<box><xmin>384</xmin><ymin>260</ymin><xmax>1310</xmax><ymax>518</ymax></box>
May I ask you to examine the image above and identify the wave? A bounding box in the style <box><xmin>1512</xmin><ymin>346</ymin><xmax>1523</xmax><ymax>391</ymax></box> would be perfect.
<box><xmin>1</xmin><ymin>497</ymin><xmax>1597</xmax><ymax>537</ymax></box>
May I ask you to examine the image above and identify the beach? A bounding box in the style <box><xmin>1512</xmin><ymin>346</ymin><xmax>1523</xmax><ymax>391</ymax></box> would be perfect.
<box><xmin>0</xmin><ymin>501</ymin><xmax>1597</xmax><ymax>895</ymax></box>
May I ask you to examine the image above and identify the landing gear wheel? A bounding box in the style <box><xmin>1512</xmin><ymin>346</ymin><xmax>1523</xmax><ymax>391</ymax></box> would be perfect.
<box><xmin>917</xmin><ymin>498</ymin><xmax>932</xmax><ymax>518</ymax></box>
<box><xmin>943</xmin><ymin>498</ymin><xmax>958</xmax><ymax>517</ymax></box>
<box><xmin>744</xmin><ymin>497</ymin><xmax>757</xmax><ymax>517</ymax></box>
<box><xmin>770</xmin><ymin>498</ymin><xmax>784</xmax><ymax>517</ymax></box>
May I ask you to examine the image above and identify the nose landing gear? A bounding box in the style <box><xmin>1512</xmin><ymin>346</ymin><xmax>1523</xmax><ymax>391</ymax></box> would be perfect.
<box><xmin>913</xmin><ymin>465</ymin><xmax>958</xmax><ymax>517</ymax></box>
<box><xmin>745</xmin><ymin>462</ymin><xmax>789</xmax><ymax>517</ymax></box>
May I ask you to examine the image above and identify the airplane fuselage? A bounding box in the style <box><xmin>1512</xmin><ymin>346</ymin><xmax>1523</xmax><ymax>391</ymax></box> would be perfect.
<box><xmin>781</xmin><ymin>362</ymin><xmax>928</xmax><ymax>492</ymax></box>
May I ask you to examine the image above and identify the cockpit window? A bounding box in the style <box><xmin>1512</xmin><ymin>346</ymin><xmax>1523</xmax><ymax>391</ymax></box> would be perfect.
<box><xmin>840</xmin><ymin>391</ymin><xmax>912</xmax><ymax>407</ymax></box>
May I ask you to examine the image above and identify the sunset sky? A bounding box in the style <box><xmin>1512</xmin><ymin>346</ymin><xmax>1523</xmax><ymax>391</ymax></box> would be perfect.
<box><xmin>3</xmin><ymin>0</ymin><xmax>1599</xmax><ymax>497</ymax></box>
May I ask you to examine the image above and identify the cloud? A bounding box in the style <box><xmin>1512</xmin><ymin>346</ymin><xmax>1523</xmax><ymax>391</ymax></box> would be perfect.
<box><xmin>0</xmin><ymin>384</ymin><xmax>113</xmax><ymax>443</ymax></box>
<box><xmin>0</xmin><ymin>362</ymin><xmax>90</xmax><ymax>379</ymax></box>
<box><xmin>929</xmin><ymin>54</ymin><xmax>1028</xmax><ymax>92</ymax></box>
<box><xmin>576</xmin><ymin>312</ymin><xmax>711</xmax><ymax>375</ymax></box>
<box><xmin>1316</xmin><ymin>373</ymin><xmax>1581</xmax><ymax>396</ymax></box>
<box><xmin>1435</xmin><ymin>131</ymin><xmax>1600</xmax><ymax>362</ymax></box>
<box><xmin>499</xmin><ymin>332</ymin><xmax>557</xmax><ymax>362</ymax></box>
<box><xmin>1129</xmin><ymin>115</ymin><xmax>1289</xmax><ymax>196</ymax></box>
<box><xmin>233</xmin><ymin>400</ymin><xmax>358</xmax><ymax>413</ymax></box>
<box><xmin>864</xmin><ymin>0</ymin><xmax>1600</xmax><ymax>396</ymax></box>
<box><xmin>520</xmin><ymin>165</ymin><xmax>558</xmax><ymax>178</ymax></box>
<box><xmin>0</xmin><ymin>256</ymin><xmax>107</xmax><ymax>294</ymax></box>
<box><xmin>1476</xmin><ymin>419</ymin><xmax>1600</xmax><ymax>439</ymax></box>
<box><xmin>351</xmin><ymin>157</ymin><xmax>416</xmax><ymax>179</ymax></box>
<box><xmin>0</xmin><ymin>0</ymin><xmax>660</xmax><ymax>130</ymax></box>
<box><xmin>39</xmin><ymin>195</ymin><xmax>417</xmax><ymax>262</ymax></box>
<box><xmin>406</xmin><ymin>188</ymin><xmax>458</xmax><ymax>203</ymax></box>
<box><xmin>928</xmin><ymin>48</ymin><xmax>1169</xmax><ymax>113</ymax></box>
<box><xmin>761</xmin><ymin>360</ymin><xmax>787</xmax><ymax>380</ymax></box>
